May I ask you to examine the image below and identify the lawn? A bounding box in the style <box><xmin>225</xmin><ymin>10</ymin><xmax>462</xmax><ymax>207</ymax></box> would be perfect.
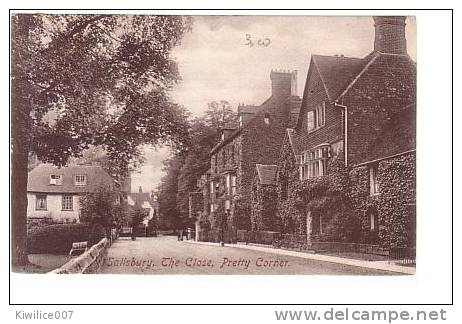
<box><xmin>24</xmin><ymin>254</ymin><xmax>72</xmax><ymax>273</ymax></box>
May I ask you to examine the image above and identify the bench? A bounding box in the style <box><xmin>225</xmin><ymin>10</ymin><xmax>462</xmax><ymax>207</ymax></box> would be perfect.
<box><xmin>69</xmin><ymin>241</ymin><xmax>88</xmax><ymax>257</ymax></box>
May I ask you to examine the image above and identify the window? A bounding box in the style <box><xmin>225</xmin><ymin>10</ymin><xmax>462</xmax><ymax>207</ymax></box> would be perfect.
<box><xmin>370</xmin><ymin>212</ymin><xmax>377</xmax><ymax>231</ymax></box>
<box><xmin>369</xmin><ymin>164</ymin><xmax>380</xmax><ymax>195</ymax></box>
<box><xmin>225</xmin><ymin>174</ymin><xmax>231</xmax><ymax>195</ymax></box>
<box><xmin>35</xmin><ymin>194</ymin><xmax>47</xmax><ymax>210</ymax></box>
<box><xmin>225</xmin><ymin>200</ymin><xmax>231</xmax><ymax>211</ymax></box>
<box><xmin>264</xmin><ymin>113</ymin><xmax>270</xmax><ymax>125</ymax></box>
<box><xmin>49</xmin><ymin>174</ymin><xmax>62</xmax><ymax>185</ymax></box>
<box><xmin>307</xmin><ymin>102</ymin><xmax>326</xmax><ymax>132</ymax></box>
<box><xmin>367</xmin><ymin>208</ymin><xmax>379</xmax><ymax>232</ymax></box>
<box><xmin>239</xmin><ymin>115</ymin><xmax>243</xmax><ymax>127</ymax></box>
<box><xmin>231</xmin><ymin>175</ymin><xmax>237</xmax><ymax>195</ymax></box>
<box><xmin>74</xmin><ymin>174</ymin><xmax>87</xmax><ymax>186</ymax></box>
<box><xmin>299</xmin><ymin>145</ymin><xmax>330</xmax><ymax>180</ymax></box>
<box><xmin>210</xmin><ymin>181</ymin><xmax>215</xmax><ymax>197</ymax></box>
<box><xmin>62</xmin><ymin>195</ymin><xmax>73</xmax><ymax>211</ymax></box>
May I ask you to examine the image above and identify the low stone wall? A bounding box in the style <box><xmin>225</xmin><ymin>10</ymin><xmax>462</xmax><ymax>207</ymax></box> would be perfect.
<box><xmin>48</xmin><ymin>238</ymin><xmax>109</xmax><ymax>274</ymax></box>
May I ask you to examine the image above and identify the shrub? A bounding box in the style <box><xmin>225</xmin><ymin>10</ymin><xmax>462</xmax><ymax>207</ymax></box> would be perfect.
<box><xmin>27</xmin><ymin>223</ymin><xmax>90</xmax><ymax>254</ymax></box>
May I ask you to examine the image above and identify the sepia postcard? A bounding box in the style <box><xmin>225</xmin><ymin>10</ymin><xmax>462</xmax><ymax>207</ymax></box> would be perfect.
<box><xmin>10</xmin><ymin>13</ymin><xmax>417</xmax><ymax>277</ymax></box>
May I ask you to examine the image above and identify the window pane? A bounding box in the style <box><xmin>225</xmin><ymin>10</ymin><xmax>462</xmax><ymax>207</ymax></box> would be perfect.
<box><xmin>307</xmin><ymin>111</ymin><xmax>314</xmax><ymax>131</ymax></box>
<box><xmin>62</xmin><ymin>195</ymin><xmax>73</xmax><ymax>210</ymax></box>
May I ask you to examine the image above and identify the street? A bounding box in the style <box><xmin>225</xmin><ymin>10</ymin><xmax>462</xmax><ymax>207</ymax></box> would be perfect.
<box><xmin>99</xmin><ymin>236</ymin><xmax>395</xmax><ymax>275</ymax></box>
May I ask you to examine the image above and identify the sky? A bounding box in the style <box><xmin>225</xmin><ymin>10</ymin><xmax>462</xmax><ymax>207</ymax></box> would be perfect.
<box><xmin>130</xmin><ymin>15</ymin><xmax>417</xmax><ymax>194</ymax></box>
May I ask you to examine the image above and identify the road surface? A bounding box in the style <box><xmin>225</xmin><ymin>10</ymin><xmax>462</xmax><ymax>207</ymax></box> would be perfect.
<box><xmin>99</xmin><ymin>236</ymin><xmax>395</xmax><ymax>275</ymax></box>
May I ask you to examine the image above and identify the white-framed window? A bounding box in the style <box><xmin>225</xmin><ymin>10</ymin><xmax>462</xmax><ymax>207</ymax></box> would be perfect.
<box><xmin>225</xmin><ymin>174</ymin><xmax>231</xmax><ymax>195</ymax></box>
<box><xmin>369</xmin><ymin>164</ymin><xmax>380</xmax><ymax>195</ymax></box>
<box><xmin>62</xmin><ymin>195</ymin><xmax>73</xmax><ymax>211</ymax></box>
<box><xmin>225</xmin><ymin>200</ymin><xmax>231</xmax><ymax>211</ymax></box>
<box><xmin>74</xmin><ymin>174</ymin><xmax>87</xmax><ymax>186</ymax></box>
<box><xmin>49</xmin><ymin>174</ymin><xmax>62</xmax><ymax>185</ymax></box>
<box><xmin>35</xmin><ymin>194</ymin><xmax>47</xmax><ymax>210</ymax></box>
<box><xmin>299</xmin><ymin>145</ymin><xmax>330</xmax><ymax>180</ymax></box>
<box><xmin>307</xmin><ymin>102</ymin><xmax>326</xmax><ymax>132</ymax></box>
<box><xmin>231</xmin><ymin>174</ymin><xmax>237</xmax><ymax>195</ymax></box>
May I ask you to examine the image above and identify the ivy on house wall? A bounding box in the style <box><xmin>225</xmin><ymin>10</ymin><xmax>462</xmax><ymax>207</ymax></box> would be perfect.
<box><xmin>349</xmin><ymin>152</ymin><xmax>416</xmax><ymax>247</ymax></box>
<box><xmin>251</xmin><ymin>176</ymin><xmax>279</xmax><ymax>231</ymax></box>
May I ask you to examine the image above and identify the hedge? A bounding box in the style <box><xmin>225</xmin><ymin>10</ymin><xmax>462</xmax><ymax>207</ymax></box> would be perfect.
<box><xmin>27</xmin><ymin>223</ymin><xmax>90</xmax><ymax>254</ymax></box>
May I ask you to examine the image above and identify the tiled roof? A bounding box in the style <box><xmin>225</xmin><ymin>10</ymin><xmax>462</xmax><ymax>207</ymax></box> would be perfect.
<box><xmin>27</xmin><ymin>164</ymin><xmax>114</xmax><ymax>193</ymax></box>
<box><xmin>362</xmin><ymin>103</ymin><xmax>416</xmax><ymax>164</ymax></box>
<box><xmin>256</xmin><ymin>164</ymin><xmax>278</xmax><ymax>185</ymax></box>
<box><xmin>312</xmin><ymin>54</ymin><xmax>372</xmax><ymax>103</ymax></box>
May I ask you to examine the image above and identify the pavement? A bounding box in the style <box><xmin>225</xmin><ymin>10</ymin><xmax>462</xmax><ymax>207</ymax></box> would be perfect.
<box><xmin>184</xmin><ymin>240</ymin><xmax>415</xmax><ymax>275</ymax></box>
<box><xmin>98</xmin><ymin>236</ymin><xmax>404</xmax><ymax>275</ymax></box>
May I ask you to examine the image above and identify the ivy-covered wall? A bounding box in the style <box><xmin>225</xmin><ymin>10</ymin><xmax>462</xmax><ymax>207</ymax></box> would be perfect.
<box><xmin>276</xmin><ymin>134</ymin><xmax>304</xmax><ymax>235</ymax></box>
<box><xmin>349</xmin><ymin>152</ymin><xmax>416</xmax><ymax>247</ymax></box>
<box><xmin>250</xmin><ymin>174</ymin><xmax>278</xmax><ymax>231</ymax></box>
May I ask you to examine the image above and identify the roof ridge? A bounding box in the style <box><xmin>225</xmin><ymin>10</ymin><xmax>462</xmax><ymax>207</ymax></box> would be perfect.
<box><xmin>335</xmin><ymin>52</ymin><xmax>381</xmax><ymax>101</ymax></box>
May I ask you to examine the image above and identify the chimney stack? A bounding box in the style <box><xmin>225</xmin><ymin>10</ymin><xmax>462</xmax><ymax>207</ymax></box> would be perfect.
<box><xmin>373</xmin><ymin>16</ymin><xmax>407</xmax><ymax>55</ymax></box>
<box><xmin>270</xmin><ymin>69</ymin><xmax>298</xmax><ymax>98</ymax></box>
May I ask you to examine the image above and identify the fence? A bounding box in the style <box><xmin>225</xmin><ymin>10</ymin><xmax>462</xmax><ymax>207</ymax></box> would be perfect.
<box><xmin>389</xmin><ymin>246</ymin><xmax>416</xmax><ymax>265</ymax></box>
<box><xmin>310</xmin><ymin>241</ymin><xmax>389</xmax><ymax>256</ymax></box>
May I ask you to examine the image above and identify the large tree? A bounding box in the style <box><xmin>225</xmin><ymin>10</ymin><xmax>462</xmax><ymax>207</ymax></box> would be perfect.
<box><xmin>11</xmin><ymin>14</ymin><xmax>191</xmax><ymax>267</ymax></box>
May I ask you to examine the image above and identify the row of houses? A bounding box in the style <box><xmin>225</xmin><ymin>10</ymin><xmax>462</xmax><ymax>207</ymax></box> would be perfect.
<box><xmin>189</xmin><ymin>16</ymin><xmax>416</xmax><ymax>248</ymax></box>
<box><xmin>27</xmin><ymin>163</ymin><xmax>159</xmax><ymax>227</ymax></box>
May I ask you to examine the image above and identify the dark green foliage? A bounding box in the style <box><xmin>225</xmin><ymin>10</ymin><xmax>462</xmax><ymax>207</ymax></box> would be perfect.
<box><xmin>88</xmin><ymin>223</ymin><xmax>107</xmax><ymax>246</ymax></box>
<box><xmin>158</xmin><ymin>101</ymin><xmax>237</xmax><ymax>230</ymax></box>
<box><xmin>27</xmin><ymin>223</ymin><xmax>90</xmax><ymax>254</ymax></box>
<box><xmin>233</xmin><ymin>196</ymin><xmax>251</xmax><ymax>231</ymax></box>
<box><xmin>350</xmin><ymin>153</ymin><xmax>416</xmax><ymax>247</ymax></box>
<box><xmin>79</xmin><ymin>187</ymin><xmax>125</xmax><ymax>227</ymax></box>
<box><xmin>11</xmin><ymin>14</ymin><xmax>191</xmax><ymax>265</ymax></box>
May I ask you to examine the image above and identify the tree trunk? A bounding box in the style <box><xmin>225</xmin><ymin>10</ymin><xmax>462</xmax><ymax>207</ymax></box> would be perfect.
<box><xmin>11</xmin><ymin>14</ymin><xmax>33</xmax><ymax>268</ymax></box>
<box><xmin>11</xmin><ymin>97</ymin><xmax>30</xmax><ymax>267</ymax></box>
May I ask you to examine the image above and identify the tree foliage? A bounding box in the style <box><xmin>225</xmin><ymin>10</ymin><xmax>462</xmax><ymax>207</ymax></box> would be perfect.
<box><xmin>11</xmin><ymin>14</ymin><xmax>191</xmax><ymax>266</ymax></box>
<box><xmin>157</xmin><ymin>101</ymin><xmax>237</xmax><ymax>230</ymax></box>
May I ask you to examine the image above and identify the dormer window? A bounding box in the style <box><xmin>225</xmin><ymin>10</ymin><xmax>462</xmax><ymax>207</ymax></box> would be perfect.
<box><xmin>307</xmin><ymin>102</ymin><xmax>326</xmax><ymax>132</ymax></box>
<box><xmin>49</xmin><ymin>174</ymin><xmax>62</xmax><ymax>185</ymax></box>
<box><xmin>264</xmin><ymin>113</ymin><xmax>270</xmax><ymax>125</ymax></box>
<box><xmin>74</xmin><ymin>174</ymin><xmax>87</xmax><ymax>186</ymax></box>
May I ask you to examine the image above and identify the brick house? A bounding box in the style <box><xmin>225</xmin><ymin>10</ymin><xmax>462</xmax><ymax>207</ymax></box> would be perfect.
<box><xmin>274</xmin><ymin>16</ymin><xmax>416</xmax><ymax>248</ymax></box>
<box><xmin>197</xmin><ymin>70</ymin><xmax>301</xmax><ymax>241</ymax></box>
<box><xmin>27</xmin><ymin>163</ymin><xmax>116</xmax><ymax>223</ymax></box>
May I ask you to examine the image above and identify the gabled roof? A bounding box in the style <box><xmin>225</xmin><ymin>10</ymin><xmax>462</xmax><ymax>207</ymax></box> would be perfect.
<box><xmin>210</xmin><ymin>97</ymin><xmax>272</xmax><ymax>154</ymax></box>
<box><xmin>256</xmin><ymin>164</ymin><xmax>278</xmax><ymax>185</ymax></box>
<box><xmin>128</xmin><ymin>192</ymin><xmax>152</xmax><ymax>206</ymax></box>
<box><xmin>27</xmin><ymin>164</ymin><xmax>114</xmax><ymax>193</ymax></box>
<box><xmin>312</xmin><ymin>54</ymin><xmax>369</xmax><ymax>103</ymax></box>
